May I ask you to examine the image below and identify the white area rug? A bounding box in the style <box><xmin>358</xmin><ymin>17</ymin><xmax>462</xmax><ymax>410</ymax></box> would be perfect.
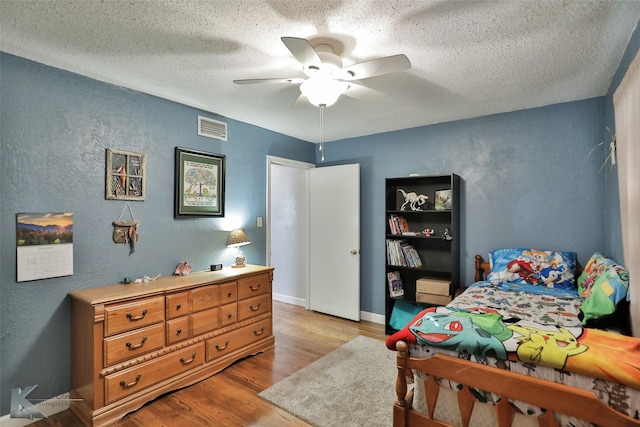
<box><xmin>259</xmin><ymin>335</ymin><xmax>397</xmax><ymax>427</ymax></box>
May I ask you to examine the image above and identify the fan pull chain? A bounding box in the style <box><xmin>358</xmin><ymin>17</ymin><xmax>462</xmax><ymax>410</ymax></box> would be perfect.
<box><xmin>319</xmin><ymin>106</ymin><xmax>325</xmax><ymax>162</ymax></box>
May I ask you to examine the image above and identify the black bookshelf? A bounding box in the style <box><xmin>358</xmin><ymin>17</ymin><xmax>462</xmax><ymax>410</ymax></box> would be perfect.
<box><xmin>384</xmin><ymin>174</ymin><xmax>460</xmax><ymax>334</ymax></box>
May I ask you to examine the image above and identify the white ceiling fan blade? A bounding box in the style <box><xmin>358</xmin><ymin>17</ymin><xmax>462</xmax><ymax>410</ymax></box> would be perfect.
<box><xmin>281</xmin><ymin>37</ymin><xmax>322</xmax><ymax>68</ymax></box>
<box><xmin>291</xmin><ymin>93</ymin><xmax>311</xmax><ymax>109</ymax></box>
<box><xmin>342</xmin><ymin>83</ymin><xmax>384</xmax><ymax>101</ymax></box>
<box><xmin>233</xmin><ymin>77</ymin><xmax>304</xmax><ymax>84</ymax></box>
<box><xmin>341</xmin><ymin>54</ymin><xmax>411</xmax><ymax>80</ymax></box>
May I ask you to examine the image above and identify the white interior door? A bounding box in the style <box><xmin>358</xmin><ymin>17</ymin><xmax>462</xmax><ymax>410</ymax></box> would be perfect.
<box><xmin>309</xmin><ymin>164</ymin><xmax>360</xmax><ymax>321</ymax></box>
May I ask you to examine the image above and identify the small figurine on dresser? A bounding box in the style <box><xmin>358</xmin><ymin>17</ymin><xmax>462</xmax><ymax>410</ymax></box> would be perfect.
<box><xmin>175</xmin><ymin>261</ymin><xmax>192</xmax><ymax>276</ymax></box>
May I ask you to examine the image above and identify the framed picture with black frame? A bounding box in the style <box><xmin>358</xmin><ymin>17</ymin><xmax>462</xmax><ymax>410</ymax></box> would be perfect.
<box><xmin>174</xmin><ymin>147</ymin><xmax>225</xmax><ymax>218</ymax></box>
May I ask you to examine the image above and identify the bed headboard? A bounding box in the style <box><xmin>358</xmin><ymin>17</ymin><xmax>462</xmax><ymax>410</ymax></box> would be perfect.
<box><xmin>474</xmin><ymin>254</ymin><xmax>490</xmax><ymax>282</ymax></box>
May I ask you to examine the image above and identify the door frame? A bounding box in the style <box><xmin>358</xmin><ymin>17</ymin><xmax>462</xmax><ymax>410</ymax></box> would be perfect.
<box><xmin>266</xmin><ymin>155</ymin><xmax>315</xmax><ymax>308</ymax></box>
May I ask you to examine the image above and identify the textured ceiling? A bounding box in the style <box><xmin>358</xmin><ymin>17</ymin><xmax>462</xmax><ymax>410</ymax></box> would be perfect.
<box><xmin>1</xmin><ymin>0</ymin><xmax>639</xmax><ymax>143</ymax></box>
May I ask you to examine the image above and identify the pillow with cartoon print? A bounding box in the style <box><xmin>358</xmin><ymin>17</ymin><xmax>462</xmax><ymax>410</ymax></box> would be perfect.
<box><xmin>487</xmin><ymin>248</ymin><xmax>578</xmax><ymax>290</ymax></box>
<box><xmin>577</xmin><ymin>252</ymin><xmax>629</xmax><ymax>324</ymax></box>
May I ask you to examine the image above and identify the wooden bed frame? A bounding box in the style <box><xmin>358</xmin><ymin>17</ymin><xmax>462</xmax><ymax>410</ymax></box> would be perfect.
<box><xmin>392</xmin><ymin>255</ymin><xmax>640</xmax><ymax>427</ymax></box>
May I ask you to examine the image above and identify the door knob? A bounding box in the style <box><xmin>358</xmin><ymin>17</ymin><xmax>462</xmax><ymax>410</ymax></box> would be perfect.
<box><xmin>350</xmin><ymin>249</ymin><xmax>359</xmax><ymax>255</ymax></box>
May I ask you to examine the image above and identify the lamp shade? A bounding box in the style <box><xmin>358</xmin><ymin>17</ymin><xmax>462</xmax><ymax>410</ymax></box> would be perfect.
<box><xmin>226</xmin><ymin>229</ymin><xmax>251</xmax><ymax>247</ymax></box>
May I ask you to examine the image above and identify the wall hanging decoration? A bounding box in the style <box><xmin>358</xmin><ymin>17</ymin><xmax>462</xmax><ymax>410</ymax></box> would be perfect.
<box><xmin>106</xmin><ymin>148</ymin><xmax>146</xmax><ymax>201</ymax></box>
<box><xmin>174</xmin><ymin>147</ymin><xmax>225</xmax><ymax>217</ymax></box>
<box><xmin>587</xmin><ymin>127</ymin><xmax>617</xmax><ymax>173</ymax></box>
<box><xmin>112</xmin><ymin>202</ymin><xmax>139</xmax><ymax>254</ymax></box>
<box><xmin>16</xmin><ymin>212</ymin><xmax>74</xmax><ymax>282</ymax></box>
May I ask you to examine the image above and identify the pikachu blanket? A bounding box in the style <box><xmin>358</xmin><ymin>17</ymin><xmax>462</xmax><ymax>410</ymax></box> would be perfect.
<box><xmin>386</xmin><ymin>306</ymin><xmax>640</xmax><ymax>390</ymax></box>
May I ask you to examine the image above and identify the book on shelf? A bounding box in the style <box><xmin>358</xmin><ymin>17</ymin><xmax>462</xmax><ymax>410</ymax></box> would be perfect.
<box><xmin>386</xmin><ymin>239</ymin><xmax>401</xmax><ymax>265</ymax></box>
<box><xmin>399</xmin><ymin>241</ymin><xmax>415</xmax><ymax>267</ymax></box>
<box><xmin>386</xmin><ymin>239</ymin><xmax>423</xmax><ymax>268</ymax></box>
<box><xmin>401</xmin><ymin>241</ymin><xmax>423</xmax><ymax>268</ymax></box>
<box><xmin>387</xmin><ymin>271</ymin><xmax>404</xmax><ymax>297</ymax></box>
<box><xmin>386</xmin><ymin>239</ymin><xmax>402</xmax><ymax>266</ymax></box>
<box><xmin>388</xmin><ymin>214</ymin><xmax>410</xmax><ymax>236</ymax></box>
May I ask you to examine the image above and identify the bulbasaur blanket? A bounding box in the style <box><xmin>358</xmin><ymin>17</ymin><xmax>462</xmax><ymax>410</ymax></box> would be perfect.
<box><xmin>386</xmin><ymin>306</ymin><xmax>640</xmax><ymax>390</ymax></box>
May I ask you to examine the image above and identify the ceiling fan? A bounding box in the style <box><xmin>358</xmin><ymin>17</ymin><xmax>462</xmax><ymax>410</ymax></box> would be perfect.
<box><xmin>233</xmin><ymin>37</ymin><xmax>411</xmax><ymax>108</ymax></box>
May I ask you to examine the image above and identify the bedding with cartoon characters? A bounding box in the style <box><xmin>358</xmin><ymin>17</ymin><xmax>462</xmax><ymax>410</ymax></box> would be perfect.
<box><xmin>387</xmin><ymin>249</ymin><xmax>638</xmax><ymax>427</ymax></box>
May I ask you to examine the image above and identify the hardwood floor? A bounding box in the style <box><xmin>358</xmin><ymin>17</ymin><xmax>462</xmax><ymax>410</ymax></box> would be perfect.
<box><xmin>34</xmin><ymin>301</ymin><xmax>387</xmax><ymax>427</ymax></box>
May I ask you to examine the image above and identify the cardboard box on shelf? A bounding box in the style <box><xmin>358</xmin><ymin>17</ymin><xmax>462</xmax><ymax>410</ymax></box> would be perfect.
<box><xmin>415</xmin><ymin>292</ymin><xmax>452</xmax><ymax>305</ymax></box>
<box><xmin>416</xmin><ymin>277</ymin><xmax>450</xmax><ymax>296</ymax></box>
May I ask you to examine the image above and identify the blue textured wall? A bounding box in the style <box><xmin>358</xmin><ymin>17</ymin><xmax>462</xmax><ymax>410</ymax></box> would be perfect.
<box><xmin>321</xmin><ymin>100</ymin><xmax>606</xmax><ymax>315</ymax></box>
<box><xmin>0</xmin><ymin>53</ymin><xmax>314</xmax><ymax>413</ymax></box>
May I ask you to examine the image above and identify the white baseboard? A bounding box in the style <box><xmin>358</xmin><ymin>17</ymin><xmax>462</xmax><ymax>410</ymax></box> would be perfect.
<box><xmin>0</xmin><ymin>392</ymin><xmax>73</xmax><ymax>426</ymax></box>
<box><xmin>272</xmin><ymin>292</ymin><xmax>306</xmax><ymax>306</ymax></box>
<box><xmin>272</xmin><ymin>294</ymin><xmax>385</xmax><ymax>325</ymax></box>
<box><xmin>360</xmin><ymin>310</ymin><xmax>385</xmax><ymax>325</ymax></box>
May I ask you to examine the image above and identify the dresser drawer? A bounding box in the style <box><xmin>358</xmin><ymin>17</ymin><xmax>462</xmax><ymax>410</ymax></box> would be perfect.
<box><xmin>191</xmin><ymin>307</ymin><xmax>221</xmax><ymax>337</ymax></box>
<box><xmin>220</xmin><ymin>282</ymin><xmax>237</xmax><ymax>305</ymax></box>
<box><xmin>220</xmin><ymin>302</ymin><xmax>237</xmax><ymax>327</ymax></box>
<box><xmin>166</xmin><ymin>292</ymin><xmax>191</xmax><ymax>320</ymax></box>
<box><xmin>104</xmin><ymin>296</ymin><xmax>165</xmax><ymax>336</ymax></box>
<box><xmin>237</xmin><ymin>294</ymin><xmax>270</xmax><ymax>321</ymax></box>
<box><xmin>237</xmin><ymin>273</ymin><xmax>270</xmax><ymax>300</ymax></box>
<box><xmin>206</xmin><ymin>318</ymin><xmax>271</xmax><ymax>362</ymax></box>
<box><xmin>166</xmin><ymin>316</ymin><xmax>190</xmax><ymax>345</ymax></box>
<box><xmin>105</xmin><ymin>342</ymin><xmax>205</xmax><ymax>404</ymax></box>
<box><xmin>191</xmin><ymin>284</ymin><xmax>220</xmax><ymax>313</ymax></box>
<box><xmin>104</xmin><ymin>323</ymin><xmax>165</xmax><ymax>367</ymax></box>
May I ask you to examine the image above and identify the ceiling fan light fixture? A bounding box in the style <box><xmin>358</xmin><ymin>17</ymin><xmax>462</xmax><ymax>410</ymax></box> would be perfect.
<box><xmin>234</xmin><ymin>36</ymin><xmax>411</xmax><ymax>110</ymax></box>
<box><xmin>300</xmin><ymin>74</ymin><xmax>348</xmax><ymax>107</ymax></box>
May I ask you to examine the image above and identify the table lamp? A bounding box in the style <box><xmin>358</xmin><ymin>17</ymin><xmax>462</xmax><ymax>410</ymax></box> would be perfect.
<box><xmin>226</xmin><ymin>229</ymin><xmax>251</xmax><ymax>268</ymax></box>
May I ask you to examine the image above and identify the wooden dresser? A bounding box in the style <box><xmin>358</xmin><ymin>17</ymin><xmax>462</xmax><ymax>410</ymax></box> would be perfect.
<box><xmin>69</xmin><ymin>265</ymin><xmax>274</xmax><ymax>427</ymax></box>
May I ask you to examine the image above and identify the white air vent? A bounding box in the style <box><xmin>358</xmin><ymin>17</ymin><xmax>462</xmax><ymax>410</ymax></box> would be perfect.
<box><xmin>198</xmin><ymin>116</ymin><xmax>227</xmax><ymax>141</ymax></box>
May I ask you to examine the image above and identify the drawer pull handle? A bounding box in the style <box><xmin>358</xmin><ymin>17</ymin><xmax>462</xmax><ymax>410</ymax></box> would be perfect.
<box><xmin>126</xmin><ymin>309</ymin><xmax>148</xmax><ymax>321</ymax></box>
<box><xmin>227</xmin><ymin>313</ymin><xmax>233</xmax><ymax>319</ymax></box>
<box><xmin>249</xmin><ymin>302</ymin><xmax>261</xmax><ymax>311</ymax></box>
<box><xmin>176</xmin><ymin>304</ymin><xmax>182</xmax><ymax>310</ymax></box>
<box><xmin>177</xmin><ymin>328</ymin><xmax>182</xmax><ymax>335</ymax></box>
<box><xmin>120</xmin><ymin>374</ymin><xmax>142</xmax><ymax>388</ymax></box>
<box><xmin>126</xmin><ymin>336</ymin><xmax>147</xmax><ymax>350</ymax></box>
<box><xmin>249</xmin><ymin>283</ymin><xmax>261</xmax><ymax>292</ymax></box>
<box><xmin>253</xmin><ymin>327</ymin><xmax>265</xmax><ymax>336</ymax></box>
<box><xmin>227</xmin><ymin>291</ymin><xmax>232</xmax><ymax>298</ymax></box>
<box><xmin>180</xmin><ymin>352</ymin><xmax>197</xmax><ymax>364</ymax></box>
<box><xmin>215</xmin><ymin>340</ymin><xmax>230</xmax><ymax>351</ymax></box>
